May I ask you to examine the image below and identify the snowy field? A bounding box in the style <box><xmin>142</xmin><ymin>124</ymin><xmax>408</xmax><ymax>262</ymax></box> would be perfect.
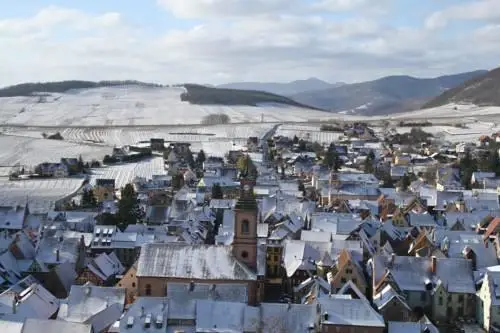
<box><xmin>0</xmin><ymin>178</ymin><xmax>84</xmax><ymax>213</ymax></box>
<box><xmin>388</xmin><ymin>103</ymin><xmax>500</xmax><ymax>121</ymax></box>
<box><xmin>0</xmin><ymin>86</ymin><xmax>333</xmax><ymax>127</ymax></box>
<box><xmin>0</xmin><ymin>134</ymin><xmax>111</xmax><ymax>167</ymax></box>
<box><xmin>1</xmin><ymin>123</ymin><xmax>275</xmax><ymax>147</ymax></box>
<box><xmin>275</xmin><ymin>124</ymin><xmax>344</xmax><ymax>144</ymax></box>
<box><xmin>89</xmin><ymin>156</ymin><xmax>166</xmax><ymax>189</ymax></box>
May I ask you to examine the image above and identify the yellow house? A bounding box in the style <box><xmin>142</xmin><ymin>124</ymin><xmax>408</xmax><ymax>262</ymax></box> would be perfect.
<box><xmin>477</xmin><ymin>271</ymin><xmax>500</xmax><ymax>332</ymax></box>
<box><xmin>94</xmin><ymin>179</ymin><xmax>116</xmax><ymax>202</ymax></box>
<box><xmin>116</xmin><ymin>264</ymin><xmax>138</xmax><ymax>305</ymax></box>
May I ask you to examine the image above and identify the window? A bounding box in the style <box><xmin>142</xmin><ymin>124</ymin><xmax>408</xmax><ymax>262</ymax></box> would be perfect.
<box><xmin>458</xmin><ymin>295</ymin><xmax>464</xmax><ymax>303</ymax></box>
<box><xmin>145</xmin><ymin>284</ymin><xmax>152</xmax><ymax>296</ymax></box>
<box><xmin>241</xmin><ymin>250</ymin><xmax>249</xmax><ymax>258</ymax></box>
<box><xmin>241</xmin><ymin>219</ymin><xmax>250</xmax><ymax>234</ymax></box>
<box><xmin>345</xmin><ymin>268</ymin><xmax>352</xmax><ymax>274</ymax></box>
<box><xmin>132</xmin><ymin>282</ymin><xmax>136</xmax><ymax>288</ymax></box>
<box><xmin>341</xmin><ymin>277</ymin><xmax>347</xmax><ymax>284</ymax></box>
<box><xmin>438</xmin><ymin>296</ymin><xmax>443</xmax><ymax>306</ymax></box>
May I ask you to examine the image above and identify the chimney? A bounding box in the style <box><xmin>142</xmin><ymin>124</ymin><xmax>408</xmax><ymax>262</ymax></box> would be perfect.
<box><xmin>431</xmin><ymin>256</ymin><xmax>437</xmax><ymax>274</ymax></box>
<box><xmin>389</xmin><ymin>253</ymin><xmax>395</xmax><ymax>267</ymax></box>
<box><xmin>140</xmin><ymin>306</ymin><xmax>145</xmax><ymax>317</ymax></box>
<box><xmin>486</xmin><ymin>241</ymin><xmax>489</xmax><ymax>248</ymax></box>
<box><xmin>188</xmin><ymin>281</ymin><xmax>195</xmax><ymax>292</ymax></box>
<box><xmin>12</xmin><ymin>294</ymin><xmax>18</xmax><ymax>314</ymax></box>
<box><xmin>56</xmin><ymin>249</ymin><xmax>60</xmax><ymax>262</ymax></box>
<box><xmin>287</xmin><ymin>301</ymin><xmax>292</xmax><ymax>311</ymax></box>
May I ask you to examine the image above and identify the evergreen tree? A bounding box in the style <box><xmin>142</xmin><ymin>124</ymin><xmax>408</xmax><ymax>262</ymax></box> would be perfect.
<box><xmin>116</xmin><ymin>184</ymin><xmax>144</xmax><ymax>230</ymax></box>
<box><xmin>399</xmin><ymin>173</ymin><xmax>411</xmax><ymax>191</ymax></box>
<box><xmin>298</xmin><ymin>139</ymin><xmax>306</xmax><ymax>151</ymax></box>
<box><xmin>186</xmin><ymin>149</ymin><xmax>195</xmax><ymax>169</ymax></box>
<box><xmin>196</xmin><ymin>149</ymin><xmax>206</xmax><ymax>168</ymax></box>
<box><xmin>172</xmin><ymin>174</ymin><xmax>184</xmax><ymax>190</ymax></box>
<box><xmin>488</xmin><ymin>148</ymin><xmax>500</xmax><ymax>176</ymax></box>
<box><xmin>81</xmin><ymin>188</ymin><xmax>97</xmax><ymax>208</ymax></box>
<box><xmin>364</xmin><ymin>150</ymin><xmax>376</xmax><ymax>174</ymax></box>
<box><xmin>77</xmin><ymin>155</ymin><xmax>85</xmax><ymax>172</ymax></box>
<box><xmin>298</xmin><ymin>180</ymin><xmax>306</xmax><ymax>195</ymax></box>
<box><xmin>323</xmin><ymin>144</ymin><xmax>342</xmax><ymax>171</ymax></box>
<box><xmin>459</xmin><ymin>151</ymin><xmax>478</xmax><ymax>189</ymax></box>
<box><xmin>293</xmin><ymin>135</ymin><xmax>299</xmax><ymax>144</ymax></box>
<box><xmin>211</xmin><ymin>183</ymin><xmax>224</xmax><ymax>199</ymax></box>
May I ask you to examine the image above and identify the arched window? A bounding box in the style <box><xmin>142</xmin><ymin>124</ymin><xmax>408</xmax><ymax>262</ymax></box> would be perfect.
<box><xmin>145</xmin><ymin>284</ymin><xmax>152</xmax><ymax>296</ymax></box>
<box><xmin>241</xmin><ymin>219</ymin><xmax>250</xmax><ymax>234</ymax></box>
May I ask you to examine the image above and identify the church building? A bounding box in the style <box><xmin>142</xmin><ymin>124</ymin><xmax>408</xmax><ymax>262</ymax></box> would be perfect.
<box><xmin>135</xmin><ymin>178</ymin><xmax>266</xmax><ymax>305</ymax></box>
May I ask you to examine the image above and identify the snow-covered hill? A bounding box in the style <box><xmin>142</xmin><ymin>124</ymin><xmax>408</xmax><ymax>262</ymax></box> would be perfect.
<box><xmin>0</xmin><ymin>86</ymin><xmax>334</xmax><ymax>127</ymax></box>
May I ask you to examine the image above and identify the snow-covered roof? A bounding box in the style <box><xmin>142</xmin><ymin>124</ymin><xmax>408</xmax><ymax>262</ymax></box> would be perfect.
<box><xmin>119</xmin><ymin>297</ymin><xmax>168</xmax><ymax>333</ymax></box>
<box><xmin>318</xmin><ymin>295</ymin><xmax>385</xmax><ymax>328</ymax></box>
<box><xmin>195</xmin><ymin>300</ymin><xmax>253</xmax><ymax>332</ymax></box>
<box><xmin>388</xmin><ymin>322</ymin><xmax>421</xmax><ymax>333</ymax></box>
<box><xmin>433</xmin><ymin>230</ymin><xmax>498</xmax><ymax>270</ymax></box>
<box><xmin>282</xmin><ymin>239</ymin><xmax>362</xmax><ymax>277</ymax></box>
<box><xmin>0</xmin><ymin>278</ymin><xmax>59</xmax><ymax>322</ymax></box>
<box><xmin>408</xmin><ymin>212</ymin><xmax>437</xmax><ymax>228</ymax></box>
<box><xmin>22</xmin><ymin>319</ymin><xmax>92</xmax><ymax>333</ymax></box>
<box><xmin>310</xmin><ymin>213</ymin><xmax>363</xmax><ymax>235</ymax></box>
<box><xmin>0</xmin><ymin>205</ymin><xmax>26</xmax><ymax>230</ymax></box>
<box><xmin>57</xmin><ymin>285</ymin><xmax>125</xmax><ymax>333</ymax></box>
<box><xmin>373</xmin><ymin>284</ymin><xmax>411</xmax><ymax>311</ymax></box>
<box><xmin>167</xmin><ymin>282</ymin><xmax>248</xmax><ymax>304</ymax></box>
<box><xmin>87</xmin><ymin>252</ymin><xmax>125</xmax><ymax>281</ymax></box>
<box><xmin>260</xmin><ymin>303</ymin><xmax>317</xmax><ymax>333</ymax></box>
<box><xmin>137</xmin><ymin>243</ymin><xmax>257</xmax><ymax>281</ymax></box>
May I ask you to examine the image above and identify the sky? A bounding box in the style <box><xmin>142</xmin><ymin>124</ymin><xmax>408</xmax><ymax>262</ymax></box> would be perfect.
<box><xmin>0</xmin><ymin>0</ymin><xmax>499</xmax><ymax>86</ymax></box>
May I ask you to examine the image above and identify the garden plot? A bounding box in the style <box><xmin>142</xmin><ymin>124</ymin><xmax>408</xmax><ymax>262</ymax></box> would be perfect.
<box><xmin>0</xmin><ymin>135</ymin><xmax>111</xmax><ymax>167</ymax></box>
<box><xmin>0</xmin><ymin>178</ymin><xmax>84</xmax><ymax>213</ymax></box>
<box><xmin>89</xmin><ymin>156</ymin><xmax>166</xmax><ymax>189</ymax></box>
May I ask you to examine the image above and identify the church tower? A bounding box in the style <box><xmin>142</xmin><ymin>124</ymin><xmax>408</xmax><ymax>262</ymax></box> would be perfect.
<box><xmin>232</xmin><ymin>178</ymin><xmax>258</xmax><ymax>270</ymax></box>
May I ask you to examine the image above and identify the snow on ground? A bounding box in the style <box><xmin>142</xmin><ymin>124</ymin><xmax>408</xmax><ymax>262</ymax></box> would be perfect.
<box><xmin>89</xmin><ymin>156</ymin><xmax>166</xmax><ymax>189</ymax></box>
<box><xmin>0</xmin><ymin>134</ymin><xmax>111</xmax><ymax>167</ymax></box>
<box><xmin>389</xmin><ymin>103</ymin><xmax>500</xmax><ymax>120</ymax></box>
<box><xmin>275</xmin><ymin>124</ymin><xmax>344</xmax><ymax>144</ymax></box>
<box><xmin>0</xmin><ymin>177</ymin><xmax>84</xmax><ymax>213</ymax></box>
<box><xmin>0</xmin><ymin>86</ymin><xmax>333</xmax><ymax>126</ymax></box>
<box><xmin>1</xmin><ymin>123</ymin><xmax>275</xmax><ymax>147</ymax></box>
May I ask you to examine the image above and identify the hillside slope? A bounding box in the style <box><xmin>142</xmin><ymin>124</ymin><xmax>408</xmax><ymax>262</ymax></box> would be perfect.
<box><xmin>181</xmin><ymin>84</ymin><xmax>324</xmax><ymax>110</ymax></box>
<box><xmin>217</xmin><ymin>78</ymin><xmax>343</xmax><ymax>96</ymax></box>
<box><xmin>0</xmin><ymin>80</ymin><xmax>162</xmax><ymax>97</ymax></box>
<box><xmin>291</xmin><ymin>70</ymin><xmax>487</xmax><ymax>115</ymax></box>
<box><xmin>423</xmin><ymin>67</ymin><xmax>500</xmax><ymax>108</ymax></box>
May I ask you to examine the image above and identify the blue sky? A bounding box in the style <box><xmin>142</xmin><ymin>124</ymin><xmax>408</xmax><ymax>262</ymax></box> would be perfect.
<box><xmin>0</xmin><ymin>0</ymin><xmax>498</xmax><ymax>85</ymax></box>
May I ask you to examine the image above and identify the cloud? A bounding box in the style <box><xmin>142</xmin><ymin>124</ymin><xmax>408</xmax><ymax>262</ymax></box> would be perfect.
<box><xmin>0</xmin><ymin>4</ymin><xmax>498</xmax><ymax>87</ymax></box>
<box><xmin>312</xmin><ymin>0</ymin><xmax>391</xmax><ymax>14</ymax></box>
<box><xmin>425</xmin><ymin>0</ymin><xmax>500</xmax><ymax>29</ymax></box>
<box><xmin>156</xmin><ymin>0</ymin><xmax>299</xmax><ymax>19</ymax></box>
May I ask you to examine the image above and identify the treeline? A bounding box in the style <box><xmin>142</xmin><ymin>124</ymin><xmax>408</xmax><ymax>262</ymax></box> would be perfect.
<box><xmin>0</xmin><ymin>80</ymin><xmax>163</xmax><ymax>97</ymax></box>
<box><xmin>201</xmin><ymin>113</ymin><xmax>231</xmax><ymax>125</ymax></box>
<box><xmin>398</xmin><ymin>121</ymin><xmax>433</xmax><ymax>127</ymax></box>
<box><xmin>180</xmin><ymin>84</ymin><xmax>323</xmax><ymax>110</ymax></box>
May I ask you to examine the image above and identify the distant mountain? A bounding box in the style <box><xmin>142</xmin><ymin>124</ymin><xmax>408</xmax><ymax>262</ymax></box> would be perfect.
<box><xmin>217</xmin><ymin>78</ymin><xmax>343</xmax><ymax>96</ymax></box>
<box><xmin>423</xmin><ymin>67</ymin><xmax>500</xmax><ymax>109</ymax></box>
<box><xmin>291</xmin><ymin>70</ymin><xmax>488</xmax><ymax>116</ymax></box>
<box><xmin>181</xmin><ymin>84</ymin><xmax>323</xmax><ymax>110</ymax></box>
<box><xmin>0</xmin><ymin>80</ymin><xmax>162</xmax><ymax>98</ymax></box>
